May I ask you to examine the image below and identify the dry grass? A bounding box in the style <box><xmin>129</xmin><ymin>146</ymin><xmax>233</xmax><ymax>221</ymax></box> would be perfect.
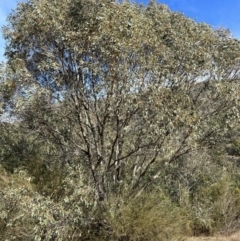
<box><xmin>187</xmin><ymin>230</ymin><xmax>240</xmax><ymax>241</ymax></box>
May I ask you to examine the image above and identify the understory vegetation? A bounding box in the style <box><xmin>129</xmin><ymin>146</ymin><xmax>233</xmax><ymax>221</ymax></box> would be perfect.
<box><xmin>1</xmin><ymin>0</ymin><xmax>240</xmax><ymax>240</ymax></box>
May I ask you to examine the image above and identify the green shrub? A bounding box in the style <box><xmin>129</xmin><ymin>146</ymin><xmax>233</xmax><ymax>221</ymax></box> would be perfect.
<box><xmin>189</xmin><ymin>174</ymin><xmax>240</xmax><ymax>235</ymax></box>
<box><xmin>106</xmin><ymin>190</ymin><xmax>190</xmax><ymax>241</ymax></box>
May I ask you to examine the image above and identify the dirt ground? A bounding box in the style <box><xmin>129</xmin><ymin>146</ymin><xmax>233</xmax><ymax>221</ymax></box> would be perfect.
<box><xmin>187</xmin><ymin>230</ymin><xmax>240</xmax><ymax>241</ymax></box>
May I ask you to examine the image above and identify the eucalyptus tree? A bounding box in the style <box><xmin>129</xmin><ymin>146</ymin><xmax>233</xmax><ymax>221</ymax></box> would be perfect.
<box><xmin>2</xmin><ymin>0</ymin><xmax>240</xmax><ymax>202</ymax></box>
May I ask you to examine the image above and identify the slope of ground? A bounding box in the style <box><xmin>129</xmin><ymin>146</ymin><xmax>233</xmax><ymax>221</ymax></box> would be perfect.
<box><xmin>187</xmin><ymin>230</ymin><xmax>240</xmax><ymax>241</ymax></box>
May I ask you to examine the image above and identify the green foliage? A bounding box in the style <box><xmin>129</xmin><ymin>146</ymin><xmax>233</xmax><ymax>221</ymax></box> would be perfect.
<box><xmin>1</xmin><ymin>0</ymin><xmax>240</xmax><ymax>240</ymax></box>
<box><xmin>3</xmin><ymin>0</ymin><xmax>240</xmax><ymax>201</ymax></box>
<box><xmin>0</xmin><ymin>164</ymin><xmax>96</xmax><ymax>241</ymax></box>
<box><xmin>226</xmin><ymin>139</ymin><xmax>240</xmax><ymax>156</ymax></box>
<box><xmin>190</xmin><ymin>174</ymin><xmax>240</xmax><ymax>235</ymax></box>
<box><xmin>107</xmin><ymin>191</ymin><xmax>189</xmax><ymax>241</ymax></box>
<box><xmin>0</xmin><ymin>122</ymin><xmax>35</xmax><ymax>172</ymax></box>
<box><xmin>0</xmin><ymin>163</ymin><xmax>189</xmax><ymax>241</ymax></box>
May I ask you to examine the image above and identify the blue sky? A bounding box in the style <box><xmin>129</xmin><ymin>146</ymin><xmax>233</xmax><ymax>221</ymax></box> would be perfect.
<box><xmin>158</xmin><ymin>0</ymin><xmax>240</xmax><ymax>38</ymax></box>
<box><xmin>0</xmin><ymin>0</ymin><xmax>240</xmax><ymax>62</ymax></box>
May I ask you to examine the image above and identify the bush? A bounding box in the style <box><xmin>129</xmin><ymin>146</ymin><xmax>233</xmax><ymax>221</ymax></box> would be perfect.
<box><xmin>106</xmin><ymin>190</ymin><xmax>190</xmax><ymax>241</ymax></box>
<box><xmin>189</xmin><ymin>174</ymin><xmax>240</xmax><ymax>235</ymax></box>
<box><xmin>0</xmin><ymin>163</ymin><xmax>191</xmax><ymax>241</ymax></box>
